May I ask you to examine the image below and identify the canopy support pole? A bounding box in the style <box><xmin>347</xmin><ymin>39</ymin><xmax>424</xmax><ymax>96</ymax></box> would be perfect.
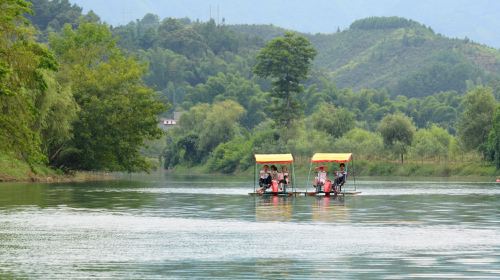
<box><xmin>254</xmin><ymin>163</ymin><xmax>257</xmax><ymax>193</ymax></box>
<box><xmin>352</xmin><ymin>156</ymin><xmax>357</xmax><ymax>192</ymax></box>
<box><xmin>306</xmin><ymin>162</ymin><xmax>313</xmax><ymax>194</ymax></box>
<box><xmin>291</xmin><ymin>162</ymin><xmax>296</xmax><ymax>195</ymax></box>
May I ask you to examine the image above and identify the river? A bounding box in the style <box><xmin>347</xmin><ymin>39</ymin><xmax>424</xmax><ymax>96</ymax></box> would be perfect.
<box><xmin>1</xmin><ymin>174</ymin><xmax>499</xmax><ymax>279</ymax></box>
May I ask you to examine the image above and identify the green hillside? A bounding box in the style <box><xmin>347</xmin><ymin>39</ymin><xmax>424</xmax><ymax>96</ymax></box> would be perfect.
<box><xmin>232</xmin><ymin>17</ymin><xmax>500</xmax><ymax>98</ymax></box>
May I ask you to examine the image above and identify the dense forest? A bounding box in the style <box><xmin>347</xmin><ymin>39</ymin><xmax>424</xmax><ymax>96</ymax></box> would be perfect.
<box><xmin>1</xmin><ymin>0</ymin><xmax>499</xmax><ymax>180</ymax></box>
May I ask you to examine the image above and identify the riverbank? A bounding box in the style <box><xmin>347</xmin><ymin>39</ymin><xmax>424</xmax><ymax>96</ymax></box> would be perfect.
<box><xmin>3</xmin><ymin>153</ymin><xmax>497</xmax><ymax>183</ymax></box>
<box><xmin>167</xmin><ymin>159</ymin><xmax>499</xmax><ymax>179</ymax></box>
<box><xmin>0</xmin><ymin>153</ymin><xmax>114</xmax><ymax>183</ymax></box>
<box><xmin>0</xmin><ymin>169</ymin><xmax>115</xmax><ymax>183</ymax></box>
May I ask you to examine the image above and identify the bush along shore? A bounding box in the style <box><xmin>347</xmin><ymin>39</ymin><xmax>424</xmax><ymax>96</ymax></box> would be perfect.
<box><xmin>166</xmin><ymin>158</ymin><xmax>499</xmax><ymax>179</ymax></box>
<box><xmin>0</xmin><ymin>153</ymin><xmax>114</xmax><ymax>183</ymax></box>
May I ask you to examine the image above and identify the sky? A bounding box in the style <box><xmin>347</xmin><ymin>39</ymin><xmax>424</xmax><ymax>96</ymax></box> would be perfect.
<box><xmin>70</xmin><ymin>0</ymin><xmax>500</xmax><ymax>48</ymax></box>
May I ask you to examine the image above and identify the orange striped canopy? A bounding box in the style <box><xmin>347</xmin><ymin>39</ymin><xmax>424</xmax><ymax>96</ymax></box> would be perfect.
<box><xmin>311</xmin><ymin>153</ymin><xmax>352</xmax><ymax>163</ymax></box>
<box><xmin>255</xmin><ymin>154</ymin><xmax>294</xmax><ymax>164</ymax></box>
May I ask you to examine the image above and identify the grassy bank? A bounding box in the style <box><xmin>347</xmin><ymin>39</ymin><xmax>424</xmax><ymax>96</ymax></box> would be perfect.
<box><xmin>0</xmin><ymin>153</ymin><xmax>114</xmax><ymax>183</ymax></box>
<box><xmin>4</xmin><ymin>152</ymin><xmax>497</xmax><ymax>183</ymax></box>
<box><xmin>0</xmin><ymin>153</ymin><xmax>55</xmax><ymax>182</ymax></box>
<box><xmin>167</xmin><ymin>159</ymin><xmax>499</xmax><ymax>179</ymax></box>
<box><xmin>352</xmin><ymin>160</ymin><xmax>498</xmax><ymax>177</ymax></box>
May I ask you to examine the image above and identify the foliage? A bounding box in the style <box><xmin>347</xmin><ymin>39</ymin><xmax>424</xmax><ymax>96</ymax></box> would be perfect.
<box><xmin>4</xmin><ymin>1</ymin><xmax>500</xmax><ymax>178</ymax></box>
<box><xmin>354</xmin><ymin>159</ymin><xmax>496</xmax><ymax>177</ymax></box>
<box><xmin>164</xmin><ymin>100</ymin><xmax>244</xmax><ymax>167</ymax></box>
<box><xmin>207</xmin><ymin>137</ymin><xmax>253</xmax><ymax>173</ymax></box>
<box><xmin>378</xmin><ymin>113</ymin><xmax>416</xmax><ymax>163</ymax></box>
<box><xmin>285</xmin><ymin>120</ymin><xmax>336</xmax><ymax>157</ymax></box>
<box><xmin>49</xmin><ymin>22</ymin><xmax>166</xmax><ymax>172</ymax></box>
<box><xmin>198</xmin><ymin>100</ymin><xmax>245</xmax><ymax>152</ymax></box>
<box><xmin>349</xmin><ymin>17</ymin><xmax>421</xmax><ymax>30</ymax></box>
<box><xmin>0</xmin><ymin>0</ymin><xmax>60</xmax><ymax>166</ymax></box>
<box><xmin>37</xmin><ymin>70</ymin><xmax>78</xmax><ymax>164</ymax></box>
<box><xmin>394</xmin><ymin>52</ymin><xmax>484</xmax><ymax>97</ymax></box>
<box><xmin>457</xmin><ymin>87</ymin><xmax>496</xmax><ymax>154</ymax></box>
<box><xmin>332</xmin><ymin>128</ymin><xmax>384</xmax><ymax>159</ymax></box>
<box><xmin>28</xmin><ymin>0</ymin><xmax>83</xmax><ymax>31</ymax></box>
<box><xmin>138</xmin><ymin>48</ymin><xmax>192</xmax><ymax>91</ymax></box>
<box><xmin>27</xmin><ymin>0</ymin><xmax>100</xmax><ymax>42</ymax></box>
<box><xmin>254</xmin><ymin>32</ymin><xmax>317</xmax><ymax>129</ymax></box>
<box><xmin>486</xmin><ymin>105</ymin><xmax>500</xmax><ymax>169</ymax></box>
<box><xmin>310</xmin><ymin>103</ymin><xmax>355</xmax><ymax>138</ymax></box>
<box><xmin>410</xmin><ymin>125</ymin><xmax>453</xmax><ymax>162</ymax></box>
<box><xmin>308</xmin><ymin>17</ymin><xmax>500</xmax><ymax>95</ymax></box>
<box><xmin>183</xmin><ymin>72</ymin><xmax>267</xmax><ymax>128</ymax></box>
<box><xmin>112</xmin><ymin>13</ymin><xmax>160</xmax><ymax>50</ymax></box>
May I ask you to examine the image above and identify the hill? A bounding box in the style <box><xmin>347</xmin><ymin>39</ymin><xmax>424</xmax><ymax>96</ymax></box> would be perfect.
<box><xmin>69</xmin><ymin>0</ymin><xmax>500</xmax><ymax>49</ymax></box>
<box><xmin>27</xmin><ymin>1</ymin><xmax>499</xmax><ymax>98</ymax></box>
<box><xmin>231</xmin><ymin>17</ymin><xmax>500</xmax><ymax>97</ymax></box>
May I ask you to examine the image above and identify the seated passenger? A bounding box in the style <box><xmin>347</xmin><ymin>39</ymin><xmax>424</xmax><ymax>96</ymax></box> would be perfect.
<box><xmin>270</xmin><ymin>165</ymin><xmax>278</xmax><ymax>177</ymax></box>
<box><xmin>269</xmin><ymin>165</ymin><xmax>280</xmax><ymax>192</ymax></box>
<box><xmin>313</xmin><ymin>166</ymin><xmax>328</xmax><ymax>191</ymax></box>
<box><xmin>333</xmin><ymin>163</ymin><xmax>347</xmax><ymax>192</ymax></box>
<box><xmin>257</xmin><ymin>165</ymin><xmax>271</xmax><ymax>194</ymax></box>
<box><xmin>277</xmin><ymin>166</ymin><xmax>290</xmax><ymax>190</ymax></box>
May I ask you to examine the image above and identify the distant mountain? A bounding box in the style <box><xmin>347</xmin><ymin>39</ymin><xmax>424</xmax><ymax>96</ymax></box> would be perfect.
<box><xmin>309</xmin><ymin>17</ymin><xmax>500</xmax><ymax>96</ymax></box>
<box><xmin>69</xmin><ymin>0</ymin><xmax>500</xmax><ymax>49</ymax></box>
<box><xmin>230</xmin><ymin>17</ymin><xmax>500</xmax><ymax>97</ymax></box>
<box><xmin>30</xmin><ymin>0</ymin><xmax>500</xmax><ymax>98</ymax></box>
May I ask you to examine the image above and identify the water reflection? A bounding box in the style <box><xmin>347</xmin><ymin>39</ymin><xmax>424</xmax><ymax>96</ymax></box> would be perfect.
<box><xmin>0</xmin><ymin>181</ymin><xmax>157</xmax><ymax>210</ymax></box>
<box><xmin>311</xmin><ymin>196</ymin><xmax>349</xmax><ymax>223</ymax></box>
<box><xmin>255</xmin><ymin>196</ymin><xmax>294</xmax><ymax>222</ymax></box>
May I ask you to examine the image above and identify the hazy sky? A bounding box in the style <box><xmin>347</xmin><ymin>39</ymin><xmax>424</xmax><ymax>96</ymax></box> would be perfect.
<box><xmin>70</xmin><ymin>0</ymin><xmax>500</xmax><ymax>48</ymax></box>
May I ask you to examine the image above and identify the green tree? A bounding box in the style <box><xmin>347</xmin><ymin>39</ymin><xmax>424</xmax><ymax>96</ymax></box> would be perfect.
<box><xmin>254</xmin><ymin>32</ymin><xmax>317</xmax><ymax>129</ymax></box>
<box><xmin>310</xmin><ymin>103</ymin><xmax>355</xmax><ymax>138</ymax></box>
<box><xmin>193</xmin><ymin>19</ymin><xmax>239</xmax><ymax>55</ymax></box>
<box><xmin>139</xmin><ymin>48</ymin><xmax>192</xmax><ymax>90</ymax></box>
<box><xmin>0</xmin><ymin>0</ymin><xmax>61</xmax><ymax>166</ymax></box>
<box><xmin>411</xmin><ymin>125</ymin><xmax>452</xmax><ymax>162</ymax></box>
<box><xmin>183</xmin><ymin>72</ymin><xmax>267</xmax><ymax>128</ymax></box>
<box><xmin>286</xmin><ymin>124</ymin><xmax>335</xmax><ymax>157</ymax></box>
<box><xmin>487</xmin><ymin>105</ymin><xmax>500</xmax><ymax>169</ymax></box>
<box><xmin>457</xmin><ymin>87</ymin><xmax>496</xmax><ymax>154</ymax></box>
<box><xmin>168</xmin><ymin>100</ymin><xmax>245</xmax><ymax>166</ymax></box>
<box><xmin>158</xmin><ymin>18</ymin><xmax>207</xmax><ymax>58</ymax></box>
<box><xmin>198</xmin><ymin>100</ymin><xmax>245</xmax><ymax>152</ymax></box>
<box><xmin>50</xmin><ymin>22</ymin><xmax>166</xmax><ymax>172</ymax></box>
<box><xmin>333</xmin><ymin>128</ymin><xmax>384</xmax><ymax>159</ymax></box>
<box><xmin>379</xmin><ymin>113</ymin><xmax>416</xmax><ymax>163</ymax></box>
<box><xmin>37</xmin><ymin>71</ymin><xmax>79</xmax><ymax>164</ymax></box>
<box><xmin>207</xmin><ymin>137</ymin><xmax>252</xmax><ymax>173</ymax></box>
<box><xmin>28</xmin><ymin>0</ymin><xmax>87</xmax><ymax>31</ymax></box>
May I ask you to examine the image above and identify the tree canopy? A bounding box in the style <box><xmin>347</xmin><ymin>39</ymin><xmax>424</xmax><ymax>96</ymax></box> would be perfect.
<box><xmin>379</xmin><ymin>113</ymin><xmax>416</xmax><ymax>163</ymax></box>
<box><xmin>457</xmin><ymin>87</ymin><xmax>496</xmax><ymax>154</ymax></box>
<box><xmin>49</xmin><ymin>22</ymin><xmax>166</xmax><ymax>171</ymax></box>
<box><xmin>0</xmin><ymin>0</ymin><xmax>59</xmax><ymax>166</ymax></box>
<box><xmin>254</xmin><ymin>32</ymin><xmax>317</xmax><ymax>129</ymax></box>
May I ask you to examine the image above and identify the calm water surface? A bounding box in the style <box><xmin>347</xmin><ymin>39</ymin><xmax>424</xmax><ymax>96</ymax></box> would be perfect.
<box><xmin>1</xmin><ymin>174</ymin><xmax>499</xmax><ymax>279</ymax></box>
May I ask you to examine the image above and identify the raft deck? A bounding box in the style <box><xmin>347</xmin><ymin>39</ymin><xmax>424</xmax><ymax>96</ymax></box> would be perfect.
<box><xmin>249</xmin><ymin>191</ymin><xmax>361</xmax><ymax>196</ymax></box>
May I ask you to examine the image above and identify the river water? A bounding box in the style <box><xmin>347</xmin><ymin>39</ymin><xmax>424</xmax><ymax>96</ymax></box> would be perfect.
<box><xmin>1</xmin><ymin>174</ymin><xmax>499</xmax><ymax>279</ymax></box>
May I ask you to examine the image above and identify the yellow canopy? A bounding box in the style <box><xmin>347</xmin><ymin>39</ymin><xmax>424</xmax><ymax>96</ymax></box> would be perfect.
<box><xmin>255</xmin><ymin>154</ymin><xmax>294</xmax><ymax>164</ymax></box>
<box><xmin>311</xmin><ymin>153</ymin><xmax>352</xmax><ymax>163</ymax></box>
